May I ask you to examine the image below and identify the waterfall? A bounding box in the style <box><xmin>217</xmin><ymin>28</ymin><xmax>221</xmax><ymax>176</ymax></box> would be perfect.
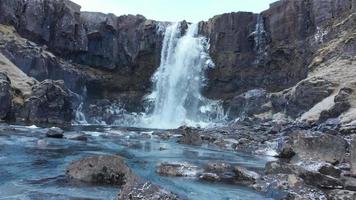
<box><xmin>254</xmin><ymin>15</ymin><xmax>267</xmax><ymax>64</ymax></box>
<box><xmin>140</xmin><ymin>22</ymin><xmax>225</xmax><ymax>129</ymax></box>
<box><xmin>74</xmin><ymin>102</ymin><xmax>88</xmax><ymax>124</ymax></box>
<box><xmin>74</xmin><ymin>86</ymin><xmax>88</xmax><ymax>125</ymax></box>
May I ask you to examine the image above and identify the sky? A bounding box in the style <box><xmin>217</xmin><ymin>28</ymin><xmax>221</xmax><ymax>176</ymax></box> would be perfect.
<box><xmin>71</xmin><ymin>0</ymin><xmax>277</xmax><ymax>22</ymax></box>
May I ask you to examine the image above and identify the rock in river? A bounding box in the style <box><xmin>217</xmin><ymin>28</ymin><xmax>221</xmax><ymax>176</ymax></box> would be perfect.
<box><xmin>66</xmin><ymin>155</ymin><xmax>181</xmax><ymax>199</ymax></box>
<box><xmin>67</xmin><ymin>155</ymin><xmax>134</xmax><ymax>186</ymax></box>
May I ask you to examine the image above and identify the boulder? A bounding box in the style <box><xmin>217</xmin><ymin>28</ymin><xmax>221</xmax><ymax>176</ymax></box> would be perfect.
<box><xmin>319</xmin><ymin>87</ymin><xmax>353</xmax><ymax>122</ymax></box>
<box><xmin>276</xmin><ymin>142</ymin><xmax>295</xmax><ymax>159</ymax></box>
<box><xmin>265</xmin><ymin>161</ymin><xmax>344</xmax><ymax>189</ymax></box>
<box><xmin>265</xmin><ymin>161</ymin><xmax>300</xmax><ymax>175</ymax></box>
<box><xmin>298</xmin><ymin>170</ymin><xmax>343</xmax><ymax>189</ymax></box>
<box><xmin>67</xmin><ymin>155</ymin><xmax>181</xmax><ymax>200</ymax></box>
<box><xmin>46</xmin><ymin>127</ymin><xmax>64</xmax><ymax>139</ymax></box>
<box><xmin>0</xmin><ymin>72</ymin><xmax>11</xmax><ymax>120</ymax></box>
<box><xmin>66</xmin><ymin>155</ymin><xmax>134</xmax><ymax>185</ymax></box>
<box><xmin>318</xmin><ymin>164</ymin><xmax>341</xmax><ymax>178</ymax></box>
<box><xmin>177</xmin><ymin>127</ymin><xmax>202</xmax><ymax>146</ymax></box>
<box><xmin>292</xmin><ymin>133</ymin><xmax>347</xmax><ymax>164</ymax></box>
<box><xmin>156</xmin><ymin>162</ymin><xmax>199</xmax><ymax>177</ymax></box>
<box><xmin>226</xmin><ymin>89</ymin><xmax>270</xmax><ymax>118</ymax></box>
<box><xmin>64</xmin><ymin>132</ymin><xmax>88</xmax><ymax>141</ymax></box>
<box><xmin>272</xmin><ymin>77</ymin><xmax>336</xmax><ymax>118</ymax></box>
<box><xmin>233</xmin><ymin>166</ymin><xmax>260</xmax><ymax>183</ymax></box>
<box><xmin>206</xmin><ymin>162</ymin><xmax>232</xmax><ymax>173</ymax></box>
<box><xmin>22</xmin><ymin>80</ymin><xmax>73</xmax><ymax>126</ymax></box>
<box><xmin>199</xmin><ymin>173</ymin><xmax>221</xmax><ymax>182</ymax></box>
<box><xmin>119</xmin><ymin>177</ymin><xmax>180</xmax><ymax>200</ymax></box>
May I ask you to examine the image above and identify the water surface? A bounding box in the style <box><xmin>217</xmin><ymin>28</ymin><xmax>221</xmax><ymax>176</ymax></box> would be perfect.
<box><xmin>0</xmin><ymin>124</ymin><xmax>272</xmax><ymax>200</ymax></box>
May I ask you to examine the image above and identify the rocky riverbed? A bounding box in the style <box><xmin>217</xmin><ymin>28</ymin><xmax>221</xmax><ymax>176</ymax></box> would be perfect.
<box><xmin>1</xmin><ymin>118</ymin><xmax>356</xmax><ymax>199</ymax></box>
<box><xmin>0</xmin><ymin>123</ymin><xmax>277</xmax><ymax>200</ymax></box>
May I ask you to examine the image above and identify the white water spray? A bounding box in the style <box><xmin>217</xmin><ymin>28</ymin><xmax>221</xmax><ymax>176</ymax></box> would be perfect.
<box><xmin>140</xmin><ymin>22</ymin><xmax>225</xmax><ymax>129</ymax></box>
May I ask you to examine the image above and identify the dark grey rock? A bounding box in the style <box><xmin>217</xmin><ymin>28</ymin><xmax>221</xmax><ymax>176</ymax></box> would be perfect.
<box><xmin>318</xmin><ymin>164</ymin><xmax>341</xmax><ymax>178</ymax></box>
<box><xmin>66</xmin><ymin>155</ymin><xmax>134</xmax><ymax>185</ymax></box>
<box><xmin>272</xmin><ymin>77</ymin><xmax>336</xmax><ymax>117</ymax></box>
<box><xmin>0</xmin><ymin>72</ymin><xmax>11</xmax><ymax>120</ymax></box>
<box><xmin>292</xmin><ymin>133</ymin><xmax>347</xmax><ymax>164</ymax></box>
<box><xmin>156</xmin><ymin>162</ymin><xmax>199</xmax><ymax>177</ymax></box>
<box><xmin>119</xmin><ymin>177</ymin><xmax>180</xmax><ymax>200</ymax></box>
<box><xmin>199</xmin><ymin>173</ymin><xmax>221</xmax><ymax>182</ymax></box>
<box><xmin>298</xmin><ymin>170</ymin><xmax>344</xmax><ymax>189</ymax></box>
<box><xmin>46</xmin><ymin>127</ymin><xmax>64</xmax><ymax>139</ymax></box>
<box><xmin>22</xmin><ymin>80</ymin><xmax>73</xmax><ymax>127</ymax></box>
<box><xmin>226</xmin><ymin>89</ymin><xmax>270</xmax><ymax>119</ymax></box>
<box><xmin>277</xmin><ymin>142</ymin><xmax>295</xmax><ymax>159</ymax></box>
<box><xmin>64</xmin><ymin>132</ymin><xmax>88</xmax><ymax>141</ymax></box>
<box><xmin>233</xmin><ymin>166</ymin><xmax>260</xmax><ymax>183</ymax></box>
<box><xmin>265</xmin><ymin>161</ymin><xmax>300</xmax><ymax>175</ymax></box>
<box><xmin>177</xmin><ymin>127</ymin><xmax>202</xmax><ymax>146</ymax></box>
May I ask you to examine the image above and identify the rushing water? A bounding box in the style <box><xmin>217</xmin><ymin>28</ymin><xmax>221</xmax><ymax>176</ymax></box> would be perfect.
<box><xmin>254</xmin><ymin>15</ymin><xmax>267</xmax><ymax>64</ymax></box>
<box><xmin>140</xmin><ymin>22</ymin><xmax>225</xmax><ymax>129</ymax></box>
<box><xmin>0</xmin><ymin>124</ymin><xmax>273</xmax><ymax>200</ymax></box>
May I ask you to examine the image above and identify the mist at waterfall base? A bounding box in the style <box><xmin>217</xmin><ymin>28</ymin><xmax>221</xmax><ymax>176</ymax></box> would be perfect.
<box><xmin>74</xmin><ymin>22</ymin><xmax>225</xmax><ymax>129</ymax></box>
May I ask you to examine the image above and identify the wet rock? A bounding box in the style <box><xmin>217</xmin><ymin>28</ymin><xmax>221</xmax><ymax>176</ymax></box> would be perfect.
<box><xmin>46</xmin><ymin>127</ymin><xmax>64</xmax><ymax>139</ymax></box>
<box><xmin>64</xmin><ymin>132</ymin><xmax>88</xmax><ymax>141</ymax></box>
<box><xmin>206</xmin><ymin>162</ymin><xmax>232</xmax><ymax>173</ymax></box>
<box><xmin>226</xmin><ymin>89</ymin><xmax>270</xmax><ymax>119</ymax></box>
<box><xmin>199</xmin><ymin>173</ymin><xmax>221</xmax><ymax>182</ymax></box>
<box><xmin>318</xmin><ymin>164</ymin><xmax>341</xmax><ymax>178</ymax></box>
<box><xmin>265</xmin><ymin>161</ymin><xmax>343</xmax><ymax>189</ymax></box>
<box><xmin>177</xmin><ymin>127</ymin><xmax>202</xmax><ymax>146</ymax></box>
<box><xmin>233</xmin><ymin>166</ymin><xmax>260</xmax><ymax>183</ymax></box>
<box><xmin>119</xmin><ymin>177</ymin><xmax>180</xmax><ymax>200</ymax></box>
<box><xmin>156</xmin><ymin>162</ymin><xmax>199</xmax><ymax>177</ymax></box>
<box><xmin>254</xmin><ymin>173</ymin><xmax>327</xmax><ymax>200</ymax></box>
<box><xmin>22</xmin><ymin>80</ymin><xmax>73</xmax><ymax>127</ymax></box>
<box><xmin>0</xmin><ymin>72</ymin><xmax>11</xmax><ymax>120</ymax></box>
<box><xmin>292</xmin><ymin>133</ymin><xmax>347</xmax><ymax>164</ymax></box>
<box><xmin>327</xmin><ymin>189</ymin><xmax>356</xmax><ymax>200</ymax></box>
<box><xmin>66</xmin><ymin>155</ymin><xmax>134</xmax><ymax>185</ymax></box>
<box><xmin>265</xmin><ymin>161</ymin><xmax>300</xmax><ymax>175</ymax></box>
<box><xmin>298</xmin><ymin>170</ymin><xmax>344</xmax><ymax>189</ymax></box>
<box><xmin>67</xmin><ymin>155</ymin><xmax>181</xmax><ymax>199</ymax></box>
<box><xmin>276</xmin><ymin>142</ymin><xmax>295</xmax><ymax>159</ymax></box>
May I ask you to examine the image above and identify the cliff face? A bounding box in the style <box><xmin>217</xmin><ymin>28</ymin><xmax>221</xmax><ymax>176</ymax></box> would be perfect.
<box><xmin>0</xmin><ymin>0</ymin><xmax>163</xmax><ymax>111</ymax></box>
<box><xmin>200</xmin><ymin>0</ymin><xmax>355</xmax><ymax>100</ymax></box>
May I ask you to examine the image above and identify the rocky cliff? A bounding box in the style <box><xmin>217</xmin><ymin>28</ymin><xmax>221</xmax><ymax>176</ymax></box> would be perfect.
<box><xmin>0</xmin><ymin>0</ymin><xmax>355</xmax><ymax>126</ymax></box>
<box><xmin>200</xmin><ymin>0</ymin><xmax>354</xmax><ymax>100</ymax></box>
<box><xmin>0</xmin><ymin>0</ymin><xmax>164</xmax><ymax>111</ymax></box>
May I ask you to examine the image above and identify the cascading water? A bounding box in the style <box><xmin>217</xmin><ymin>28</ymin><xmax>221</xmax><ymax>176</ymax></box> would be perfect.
<box><xmin>73</xmin><ymin>86</ymin><xmax>88</xmax><ymax>125</ymax></box>
<box><xmin>254</xmin><ymin>15</ymin><xmax>267</xmax><ymax>64</ymax></box>
<box><xmin>140</xmin><ymin>22</ymin><xmax>225</xmax><ymax>129</ymax></box>
<box><xmin>74</xmin><ymin>102</ymin><xmax>88</xmax><ymax>124</ymax></box>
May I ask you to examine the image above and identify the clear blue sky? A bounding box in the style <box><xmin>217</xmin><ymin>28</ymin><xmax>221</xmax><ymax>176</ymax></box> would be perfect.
<box><xmin>72</xmin><ymin>0</ymin><xmax>277</xmax><ymax>22</ymax></box>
